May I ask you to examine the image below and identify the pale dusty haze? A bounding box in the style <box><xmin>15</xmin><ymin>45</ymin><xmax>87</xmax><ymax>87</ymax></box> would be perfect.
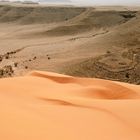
<box><xmin>8</xmin><ymin>0</ymin><xmax>140</xmax><ymax>5</ymax></box>
<box><xmin>72</xmin><ymin>0</ymin><xmax>140</xmax><ymax>5</ymax></box>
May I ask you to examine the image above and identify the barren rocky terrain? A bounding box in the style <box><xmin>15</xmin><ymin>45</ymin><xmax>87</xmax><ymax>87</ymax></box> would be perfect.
<box><xmin>0</xmin><ymin>3</ymin><xmax>140</xmax><ymax>84</ymax></box>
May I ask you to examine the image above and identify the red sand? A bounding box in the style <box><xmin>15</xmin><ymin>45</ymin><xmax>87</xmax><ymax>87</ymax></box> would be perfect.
<box><xmin>0</xmin><ymin>71</ymin><xmax>140</xmax><ymax>140</ymax></box>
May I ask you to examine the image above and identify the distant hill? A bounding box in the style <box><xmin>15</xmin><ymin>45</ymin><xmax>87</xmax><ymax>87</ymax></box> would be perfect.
<box><xmin>39</xmin><ymin>0</ymin><xmax>71</xmax><ymax>3</ymax></box>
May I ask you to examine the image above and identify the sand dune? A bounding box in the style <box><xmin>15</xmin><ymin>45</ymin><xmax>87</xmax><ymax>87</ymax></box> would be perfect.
<box><xmin>0</xmin><ymin>4</ymin><xmax>140</xmax><ymax>140</ymax></box>
<box><xmin>0</xmin><ymin>71</ymin><xmax>140</xmax><ymax>140</ymax></box>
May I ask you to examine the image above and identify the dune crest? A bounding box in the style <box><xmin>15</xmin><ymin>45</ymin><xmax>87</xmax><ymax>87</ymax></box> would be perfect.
<box><xmin>0</xmin><ymin>71</ymin><xmax>140</xmax><ymax>140</ymax></box>
<box><xmin>28</xmin><ymin>71</ymin><xmax>140</xmax><ymax>99</ymax></box>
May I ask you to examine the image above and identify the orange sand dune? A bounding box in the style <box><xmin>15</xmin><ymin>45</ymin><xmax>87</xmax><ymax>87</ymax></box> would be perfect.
<box><xmin>0</xmin><ymin>71</ymin><xmax>140</xmax><ymax>140</ymax></box>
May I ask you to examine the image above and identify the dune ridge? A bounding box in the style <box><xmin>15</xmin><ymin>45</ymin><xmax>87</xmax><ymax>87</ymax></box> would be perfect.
<box><xmin>0</xmin><ymin>71</ymin><xmax>140</xmax><ymax>140</ymax></box>
<box><xmin>29</xmin><ymin>71</ymin><xmax>140</xmax><ymax>99</ymax></box>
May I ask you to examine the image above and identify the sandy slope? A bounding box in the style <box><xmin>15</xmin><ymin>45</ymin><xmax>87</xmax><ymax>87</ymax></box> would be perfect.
<box><xmin>0</xmin><ymin>70</ymin><xmax>140</xmax><ymax>140</ymax></box>
<box><xmin>0</xmin><ymin>4</ymin><xmax>140</xmax><ymax>140</ymax></box>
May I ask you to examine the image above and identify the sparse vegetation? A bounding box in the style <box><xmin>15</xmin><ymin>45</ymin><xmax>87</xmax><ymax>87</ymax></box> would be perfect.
<box><xmin>0</xmin><ymin>65</ymin><xmax>14</xmax><ymax>78</ymax></box>
<box><xmin>25</xmin><ymin>66</ymin><xmax>28</xmax><ymax>69</ymax></box>
<box><xmin>14</xmin><ymin>62</ymin><xmax>18</xmax><ymax>67</ymax></box>
<box><xmin>0</xmin><ymin>69</ymin><xmax>4</xmax><ymax>76</ymax></box>
<box><xmin>125</xmin><ymin>73</ymin><xmax>130</xmax><ymax>78</ymax></box>
<box><xmin>33</xmin><ymin>56</ymin><xmax>37</xmax><ymax>60</ymax></box>
<box><xmin>106</xmin><ymin>51</ymin><xmax>111</xmax><ymax>54</ymax></box>
<box><xmin>5</xmin><ymin>55</ymin><xmax>9</xmax><ymax>59</ymax></box>
<box><xmin>0</xmin><ymin>56</ymin><xmax>2</xmax><ymax>62</ymax></box>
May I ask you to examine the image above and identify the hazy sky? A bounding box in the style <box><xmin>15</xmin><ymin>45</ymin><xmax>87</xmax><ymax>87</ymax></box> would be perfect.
<box><xmin>71</xmin><ymin>0</ymin><xmax>140</xmax><ymax>5</ymax></box>
<box><xmin>9</xmin><ymin>0</ymin><xmax>140</xmax><ymax>5</ymax></box>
